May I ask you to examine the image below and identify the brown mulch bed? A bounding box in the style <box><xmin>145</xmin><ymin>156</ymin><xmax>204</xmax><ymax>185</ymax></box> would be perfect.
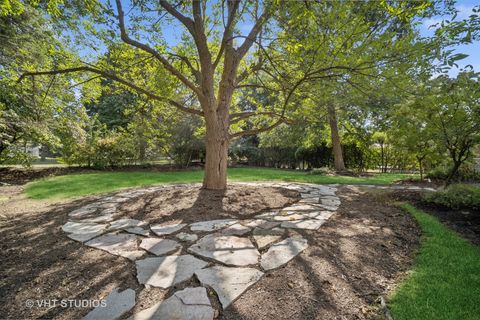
<box><xmin>119</xmin><ymin>185</ymin><xmax>299</xmax><ymax>224</ymax></box>
<box><xmin>0</xmin><ymin>185</ymin><xmax>421</xmax><ymax>320</ymax></box>
<box><xmin>220</xmin><ymin>186</ymin><xmax>421</xmax><ymax>320</ymax></box>
<box><xmin>392</xmin><ymin>190</ymin><xmax>480</xmax><ymax>245</ymax></box>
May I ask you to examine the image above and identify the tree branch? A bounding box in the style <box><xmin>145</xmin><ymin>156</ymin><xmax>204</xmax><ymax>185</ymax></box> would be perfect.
<box><xmin>230</xmin><ymin>111</ymin><xmax>291</xmax><ymax>124</ymax></box>
<box><xmin>166</xmin><ymin>52</ymin><xmax>201</xmax><ymax>82</ymax></box>
<box><xmin>18</xmin><ymin>67</ymin><xmax>204</xmax><ymax>116</ymax></box>
<box><xmin>158</xmin><ymin>0</ymin><xmax>196</xmax><ymax>34</ymax></box>
<box><xmin>230</xmin><ymin>117</ymin><xmax>291</xmax><ymax>138</ymax></box>
<box><xmin>213</xmin><ymin>0</ymin><xmax>241</xmax><ymax>69</ymax></box>
<box><xmin>115</xmin><ymin>0</ymin><xmax>203</xmax><ymax>97</ymax></box>
<box><xmin>236</xmin><ymin>8</ymin><xmax>272</xmax><ymax>59</ymax></box>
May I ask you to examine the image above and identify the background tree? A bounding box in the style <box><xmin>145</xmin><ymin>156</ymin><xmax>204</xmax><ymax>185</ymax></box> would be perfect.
<box><xmin>0</xmin><ymin>5</ymin><xmax>81</xmax><ymax>163</ymax></box>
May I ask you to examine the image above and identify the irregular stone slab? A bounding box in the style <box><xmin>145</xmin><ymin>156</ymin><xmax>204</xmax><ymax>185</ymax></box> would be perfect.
<box><xmin>281</xmin><ymin>219</ymin><xmax>325</xmax><ymax>230</ymax></box>
<box><xmin>130</xmin><ymin>287</ymin><xmax>214</xmax><ymax>320</ymax></box>
<box><xmin>219</xmin><ymin>223</ymin><xmax>251</xmax><ymax>236</ymax></box>
<box><xmin>100</xmin><ymin>208</ymin><xmax>117</xmax><ymax>215</ymax></box>
<box><xmin>67</xmin><ymin>231</ymin><xmax>103</xmax><ymax>243</ymax></box>
<box><xmin>317</xmin><ymin>204</ymin><xmax>338</xmax><ymax>211</ymax></box>
<box><xmin>254</xmin><ymin>211</ymin><xmax>279</xmax><ymax>219</ymax></box>
<box><xmin>298</xmin><ymin>197</ymin><xmax>320</xmax><ymax>204</ymax></box>
<box><xmin>83</xmin><ymin>287</ymin><xmax>135</xmax><ymax>320</ymax></box>
<box><xmin>85</xmin><ymin>233</ymin><xmax>144</xmax><ymax>261</ymax></box>
<box><xmin>109</xmin><ymin>219</ymin><xmax>146</xmax><ymax>231</ymax></box>
<box><xmin>195</xmin><ymin>266</ymin><xmax>264</xmax><ymax>309</ymax></box>
<box><xmin>62</xmin><ymin>221</ymin><xmax>107</xmax><ymax>234</ymax></box>
<box><xmin>104</xmin><ymin>196</ymin><xmax>130</xmax><ymax>203</ymax></box>
<box><xmin>253</xmin><ymin>227</ymin><xmax>284</xmax><ymax>249</ymax></box>
<box><xmin>282</xmin><ymin>204</ymin><xmax>323</xmax><ymax>211</ymax></box>
<box><xmin>97</xmin><ymin>202</ymin><xmax>118</xmax><ymax>209</ymax></box>
<box><xmin>320</xmin><ymin>197</ymin><xmax>341</xmax><ymax>207</ymax></box>
<box><xmin>271</xmin><ymin>213</ymin><xmax>306</xmax><ymax>221</ymax></box>
<box><xmin>260</xmin><ymin>237</ymin><xmax>309</xmax><ymax>270</ymax></box>
<box><xmin>69</xmin><ymin>207</ymin><xmax>98</xmax><ymax>219</ymax></box>
<box><xmin>125</xmin><ymin>227</ymin><xmax>150</xmax><ymax>237</ymax></box>
<box><xmin>140</xmin><ymin>238</ymin><xmax>181</xmax><ymax>256</ymax></box>
<box><xmin>314</xmin><ymin>186</ymin><xmax>337</xmax><ymax>196</ymax></box>
<box><xmin>176</xmin><ymin>232</ymin><xmax>198</xmax><ymax>242</ymax></box>
<box><xmin>240</xmin><ymin>219</ymin><xmax>280</xmax><ymax>230</ymax></box>
<box><xmin>190</xmin><ymin>219</ymin><xmax>237</xmax><ymax>232</ymax></box>
<box><xmin>175</xmin><ymin>287</ymin><xmax>211</xmax><ymax>306</ymax></box>
<box><xmin>311</xmin><ymin>211</ymin><xmax>335</xmax><ymax>220</ymax></box>
<box><xmin>136</xmin><ymin>255</ymin><xmax>208</xmax><ymax>289</ymax></box>
<box><xmin>188</xmin><ymin>235</ymin><xmax>259</xmax><ymax>266</ymax></box>
<box><xmin>300</xmin><ymin>193</ymin><xmax>318</xmax><ymax>199</ymax></box>
<box><xmin>150</xmin><ymin>222</ymin><xmax>186</xmax><ymax>236</ymax></box>
<box><xmin>79</xmin><ymin>214</ymin><xmax>115</xmax><ymax>223</ymax></box>
<box><xmin>285</xmin><ymin>210</ymin><xmax>331</xmax><ymax>220</ymax></box>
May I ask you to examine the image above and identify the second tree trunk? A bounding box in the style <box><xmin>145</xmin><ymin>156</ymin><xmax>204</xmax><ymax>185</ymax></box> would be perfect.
<box><xmin>327</xmin><ymin>104</ymin><xmax>346</xmax><ymax>172</ymax></box>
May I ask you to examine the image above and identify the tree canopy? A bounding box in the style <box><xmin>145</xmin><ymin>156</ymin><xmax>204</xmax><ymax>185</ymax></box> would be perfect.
<box><xmin>1</xmin><ymin>0</ymin><xmax>479</xmax><ymax>187</ymax></box>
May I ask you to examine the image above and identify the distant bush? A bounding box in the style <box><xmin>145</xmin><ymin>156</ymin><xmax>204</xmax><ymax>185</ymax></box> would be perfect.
<box><xmin>426</xmin><ymin>165</ymin><xmax>480</xmax><ymax>182</ymax></box>
<box><xmin>423</xmin><ymin>184</ymin><xmax>480</xmax><ymax>210</ymax></box>
<box><xmin>62</xmin><ymin>131</ymin><xmax>136</xmax><ymax>168</ymax></box>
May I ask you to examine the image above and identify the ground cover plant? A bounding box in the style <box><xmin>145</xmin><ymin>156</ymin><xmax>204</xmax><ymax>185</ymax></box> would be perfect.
<box><xmin>423</xmin><ymin>184</ymin><xmax>480</xmax><ymax>210</ymax></box>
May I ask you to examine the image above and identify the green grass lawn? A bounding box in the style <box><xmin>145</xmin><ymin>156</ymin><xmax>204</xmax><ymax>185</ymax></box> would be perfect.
<box><xmin>390</xmin><ymin>204</ymin><xmax>480</xmax><ymax>320</ymax></box>
<box><xmin>25</xmin><ymin>167</ymin><xmax>413</xmax><ymax>199</ymax></box>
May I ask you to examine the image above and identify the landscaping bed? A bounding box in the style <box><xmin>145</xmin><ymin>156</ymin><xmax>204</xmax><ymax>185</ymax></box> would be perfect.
<box><xmin>392</xmin><ymin>190</ymin><xmax>480</xmax><ymax>245</ymax></box>
<box><xmin>0</xmin><ymin>184</ymin><xmax>420</xmax><ymax>319</ymax></box>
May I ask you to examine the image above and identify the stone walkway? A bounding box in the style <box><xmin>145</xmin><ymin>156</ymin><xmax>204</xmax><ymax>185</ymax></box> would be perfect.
<box><xmin>62</xmin><ymin>182</ymin><xmax>434</xmax><ymax>319</ymax></box>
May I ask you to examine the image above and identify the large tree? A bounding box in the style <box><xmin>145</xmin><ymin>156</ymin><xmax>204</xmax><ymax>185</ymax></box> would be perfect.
<box><xmin>13</xmin><ymin>0</ymin><xmax>446</xmax><ymax>188</ymax></box>
<box><xmin>0</xmin><ymin>4</ymin><xmax>80</xmax><ymax>163</ymax></box>
<box><xmin>16</xmin><ymin>0</ymin><xmax>284</xmax><ymax>189</ymax></box>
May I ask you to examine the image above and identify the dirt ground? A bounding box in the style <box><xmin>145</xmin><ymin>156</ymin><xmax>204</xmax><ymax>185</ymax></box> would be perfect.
<box><xmin>120</xmin><ymin>185</ymin><xmax>299</xmax><ymax>224</ymax></box>
<box><xmin>0</xmin><ymin>184</ymin><xmax>421</xmax><ymax>320</ymax></box>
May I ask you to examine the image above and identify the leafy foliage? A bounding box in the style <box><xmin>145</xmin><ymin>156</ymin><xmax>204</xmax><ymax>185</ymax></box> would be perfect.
<box><xmin>423</xmin><ymin>184</ymin><xmax>480</xmax><ymax>210</ymax></box>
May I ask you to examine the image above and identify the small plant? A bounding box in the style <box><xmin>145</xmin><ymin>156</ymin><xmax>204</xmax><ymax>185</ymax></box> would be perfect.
<box><xmin>423</xmin><ymin>184</ymin><xmax>480</xmax><ymax>210</ymax></box>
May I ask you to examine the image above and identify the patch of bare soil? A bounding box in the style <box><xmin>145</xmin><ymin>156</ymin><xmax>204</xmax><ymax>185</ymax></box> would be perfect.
<box><xmin>0</xmin><ymin>185</ymin><xmax>421</xmax><ymax>320</ymax></box>
<box><xmin>120</xmin><ymin>185</ymin><xmax>299</xmax><ymax>224</ymax></box>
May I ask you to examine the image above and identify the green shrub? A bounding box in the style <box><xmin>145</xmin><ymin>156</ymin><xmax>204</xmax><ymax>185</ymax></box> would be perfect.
<box><xmin>426</xmin><ymin>167</ymin><xmax>449</xmax><ymax>180</ymax></box>
<box><xmin>423</xmin><ymin>184</ymin><xmax>480</xmax><ymax>210</ymax></box>
<box><xmin>62</xmin><ymin>130</ymin><xmax>136</xmax><ymax>168</ymax></box>
<box><xmin>426</xmin><ymin>165</ymin><xmax>480</xmax><ymax>182</ymax></box>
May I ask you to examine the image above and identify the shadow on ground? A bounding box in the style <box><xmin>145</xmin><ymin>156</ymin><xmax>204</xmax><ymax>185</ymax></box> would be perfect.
<box><xmin>0</xmin><ymin>185</ymin><xmax>420</xmax><ymax>319</ymax></box>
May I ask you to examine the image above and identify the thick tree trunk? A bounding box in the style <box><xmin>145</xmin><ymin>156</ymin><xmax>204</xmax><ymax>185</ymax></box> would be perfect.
<box><xmin>202</xmin><ymin>108</ymin><xmax>230</xmax><ymax>190</ymax></box>
<box><xmin>327</xmin><ymin>104</ymin><xmax>346</xmax><ymax>172</ymax></box>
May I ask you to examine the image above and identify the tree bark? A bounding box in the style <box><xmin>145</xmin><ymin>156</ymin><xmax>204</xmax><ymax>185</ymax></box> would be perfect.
<box><xmin>203</xmin><ymin>109</ymin><xmax>230</xmax><ymax>189</ymax></box>
<box><xmin>327</xmin><ymin>104</ymin><xmax>346</xmax><ymax>172</ymax></box>
<box><xmin>445</xmin><ymin>160</ymin><xmax>462</xmax><ymax>187</ymax></box>
<box><xmin>416</xmin><ymin>155</ymin><xmax>426</xmax><ymax>181</ymax></box>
